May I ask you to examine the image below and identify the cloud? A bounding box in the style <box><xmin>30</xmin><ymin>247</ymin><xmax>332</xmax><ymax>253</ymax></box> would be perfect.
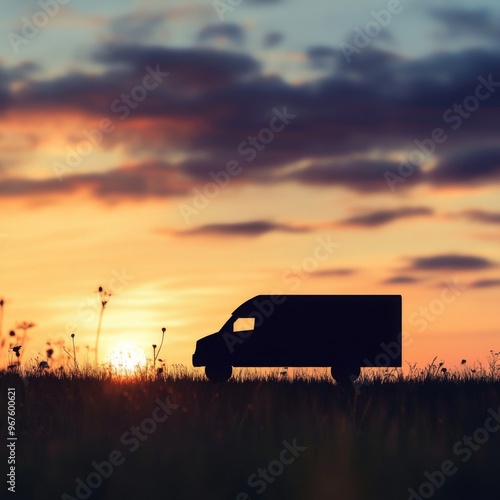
<box><xmin>0</xmin><ymin>162</ymin><xmax>190</xmax><ymax>201</ymax></box>
<box><xmin>18</xmin><ymin>45</ymin><xmax>260</xmax><ymax>116</ymax></box>
<box><xmin>429</xmin><ymin>147</ymin><xmax>500</xmax><ymax>186</ymax></box>
<box><xmin>430</xmin><ymin>8</ymin><xmax>500</xmax><ymax>42</ymax></box>
<box><xmin>307</xmin><ymin>46</ymin><xmax>338</xmax><ymax>69</ymax></box>
<box><xmin>459</xmin><ymin>209</ymin><xmax>500</xmax><ymax>225</ymax></box>
<box><xmin>469</xmin><ymin>278</ymin><xmax>500</xmax><ymax>288</ymax></box>
<box><xmin>15</xmin><ymin>43</ymin><xmax>500</xmax><ymax>141</ymax></box>
<box><xmin>262</xmin><ymin>32</ymin><xmax>283</xmax><ymax>48</ymax></box>
<box><xmin>408</xmin><ymin>254</ymin><xmax>496</xmax><ymax>271</ymax></box>
<box><xmin>382</xmin><ymin>276</ymin><xmax>421</xmax><ymax>285</ymax></box>
<box><xmin>4</xmin><ymin>41</ymin><xmax>500</xmax><ymax>201</ymax></box>
<box><xmin>197</xmin><ymin>24</ymin><xmax>245</xmax><ymax>45</ymax></box>
<box><xmin>338</xmin><ymin>206</ymin><xmax>433</xmax><ymax>227</ymax></box>
<box><xmin>0</xmin><ymin>62</ymin><xmax>39</xmax><ymax>112</ymax></box>
<box><xmin>282</xmin><ymin>159</ymin><xmax>425</xmax><ymax>193</ymax></box>
<box><xmin>107</xmin><ymin>11</ymin><xmax>169</xmax><ymax>43</ymax></box>
<box><xmin>164</xmin><ymin>220</ymin><xmax>315</xmax><ymax>237</ymax></box>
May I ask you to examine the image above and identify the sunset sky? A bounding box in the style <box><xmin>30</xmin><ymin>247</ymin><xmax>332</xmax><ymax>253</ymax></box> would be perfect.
<box><xmin>1</xmin><ymin>0</ymin><xmax>499</xmax><ymax>371</ymax></box>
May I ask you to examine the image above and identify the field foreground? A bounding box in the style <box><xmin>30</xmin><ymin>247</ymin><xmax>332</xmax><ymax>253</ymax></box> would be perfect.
<box><xmin>2</xmin><ymin>369</ymin><xmax>500</xmax><ymax>500</ymax></box>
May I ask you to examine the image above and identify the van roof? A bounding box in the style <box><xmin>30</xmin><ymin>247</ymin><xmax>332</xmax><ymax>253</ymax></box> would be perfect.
<box><xmin>232</xmin><ymin>294</ymin><xmax>401</xmax><ymax>316</ymax></box>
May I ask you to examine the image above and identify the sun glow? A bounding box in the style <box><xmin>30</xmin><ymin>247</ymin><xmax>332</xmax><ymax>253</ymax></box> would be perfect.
<box><xmin>106</xmin><ymin>342</ymin><xmax>147</xmax><ymax>373</ymax></box>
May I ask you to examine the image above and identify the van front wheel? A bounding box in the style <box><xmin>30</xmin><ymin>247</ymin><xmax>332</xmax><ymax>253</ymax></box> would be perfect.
<box><xmin>331</xmin><ymin>365</ymin><xmax>360</xmax><ymax>384</ymax></box>
<box><xmin>205</xmin><ymin>364</ymin><xmax>232</xmax><ymax>382</ymax></box>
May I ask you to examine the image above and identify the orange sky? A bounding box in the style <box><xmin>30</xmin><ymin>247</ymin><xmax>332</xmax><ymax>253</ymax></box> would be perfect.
<box><xmin>1</xmin><ymin>0</ymin><xmax>499</xmax><ymax>373</ymax></box>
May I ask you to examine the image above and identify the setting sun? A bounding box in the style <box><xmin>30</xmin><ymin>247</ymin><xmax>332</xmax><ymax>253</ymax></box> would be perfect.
<box><xmin>106</xmin><ymin>342</ymin><xmax>147</xmax><ymax>373</ymax></box>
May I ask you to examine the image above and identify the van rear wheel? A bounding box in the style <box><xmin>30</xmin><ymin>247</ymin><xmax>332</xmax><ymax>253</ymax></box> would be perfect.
<box><xmin>331</xmin><ymin>365</ymin><xmax>360</xmax><ymax>385</ymax></box>
<box><xmin>205</xmin><ymin>364</ymin><xmax>232</xmax><ymax>382</ymax></box>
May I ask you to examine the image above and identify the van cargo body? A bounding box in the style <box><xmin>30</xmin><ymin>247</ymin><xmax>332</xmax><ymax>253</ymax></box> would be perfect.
<box><xmin>193</xmin><ymin>294</ymin><xmax>402</xmax><ymax>382</ymax></box>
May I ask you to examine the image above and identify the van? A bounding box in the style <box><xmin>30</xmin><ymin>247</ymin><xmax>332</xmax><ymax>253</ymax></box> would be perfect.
<box><xmin>192</xmin><ymin>294</ymin><xmax>402</xmax><ymax>382</ymax></box>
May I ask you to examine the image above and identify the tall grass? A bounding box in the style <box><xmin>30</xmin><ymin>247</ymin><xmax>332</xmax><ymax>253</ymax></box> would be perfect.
<box><xmin>2</xmin><ymin>359</ymin><xmax>500</xmax><ymax>500</ymax></box>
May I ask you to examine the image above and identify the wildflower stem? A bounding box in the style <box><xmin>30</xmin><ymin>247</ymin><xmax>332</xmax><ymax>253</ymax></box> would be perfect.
<box><xmin>95</xmin><ymin>305</ymin><xmax>104</xmax><ymax>365</ymax></box>
<box><xmin>72</xmin><ymin>334</ymin><xmax>78</xmax><ymax>371</ymax></box>
<box><xmin>157</xmin><ymin>329</ymin><xmax>165</xmax><ymax>362</ymax></box>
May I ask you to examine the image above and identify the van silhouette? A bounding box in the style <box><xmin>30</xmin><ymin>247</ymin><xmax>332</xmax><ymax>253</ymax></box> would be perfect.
<box><xmin>193</xmin><ymin>294</ymin><xmax>402</xmax><ymax>382</ymax></box>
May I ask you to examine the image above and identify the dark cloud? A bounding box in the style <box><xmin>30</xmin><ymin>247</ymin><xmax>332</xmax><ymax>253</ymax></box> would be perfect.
<box><xmin>409</xmin><ymin>254</ymin><xmax>496</xmax><ymax>271</ymax></box>
<box><xmin>429</xmin><ymin>147</ymin><xmax>500</xmax><ymax>186</ymax></box>
<box><xmin>338</xmin><ymin>206</ymin><xmax>433</xmax><ymax>227</ymax></box>
<box><xmin>0</xmin><ymin>162</ymin><xmax>190</xmax><ymax>201</ymax></box>
<box><xmin>96</xmin><ymin>43</ymin><xmax>258</xmax><ymax>81</ymax></box>
<box><xmin>0</xmin><ymin>62</ymin><xmax>39</xmax><ymax>112</ymax></box>
<box><xmin>197</xmin><ymin>24</ymin><xmax>245</xmax><ymax>45</ymax></box>
<box><xmin>2</xmin><ymin>61</ymin><xmax>39</xmax><ymax>83</ymax></box>
<box><xmin>307</xmin><ymin>46</ymin><xmax>338</xmax><ymax>69</ymax></box>
<box><xmin>16</xmin><ymin>43</ymin><xmax>500</xmax><ymax>139</ymax></box>
<box><xmin>469</xmin><ymin>278</ymin><xmax>500</xmax><ymax>288</ymax></box>
<box><xmin>262</xmin><ymin>32</ymin><xmax>283</xmax><ymax>48</ymax></box>
<box><xmin>383</xmin><ymin>276</ymin><xmax>421</xmax><ymax>285</ymax></box>
<box><xmin>167</xmin><ymin>220</ymin><xmax>314</xmax><ymax>237</ymax></box>
<box><xmin>459</xmin><ymin>209</ymin><xmax>500</xmax><ymax>225</ymax></box>
<box><xmin>431</xmin><ymin>8</ymin><xmax>500</xmax><ymax>41</ymax></box>
<box><xmin>283</xmin><ymin>159</ymin><xmax>425</xmax><ymax>193</ymax></box>
<box><xmin>107</xmin><ymin>12</ymin><xmax>168</xmax><ymax>42</ymax></box>
<box><xmin>4</xmin><ymin>40</ymin><xmax>500</xmax><ymax>200</ymax></box>
<box><xmin>18</xmin><ymin>45</ymin><xmax>260</xmax><ymax>116</ymax></box>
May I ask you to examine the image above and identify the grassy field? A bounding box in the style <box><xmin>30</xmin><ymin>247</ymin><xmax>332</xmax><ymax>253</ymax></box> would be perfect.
<box><xmin>2</xmin><ymin>365</ymin><xmax>500</xmax><ymax>500</ymax></box>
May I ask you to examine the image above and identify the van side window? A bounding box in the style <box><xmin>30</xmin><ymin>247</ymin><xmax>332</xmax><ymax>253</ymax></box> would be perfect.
<box><xmin>233</xmin><ymin>317</ymin><xmax>255</xmax><ymax>332</ymax></box>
